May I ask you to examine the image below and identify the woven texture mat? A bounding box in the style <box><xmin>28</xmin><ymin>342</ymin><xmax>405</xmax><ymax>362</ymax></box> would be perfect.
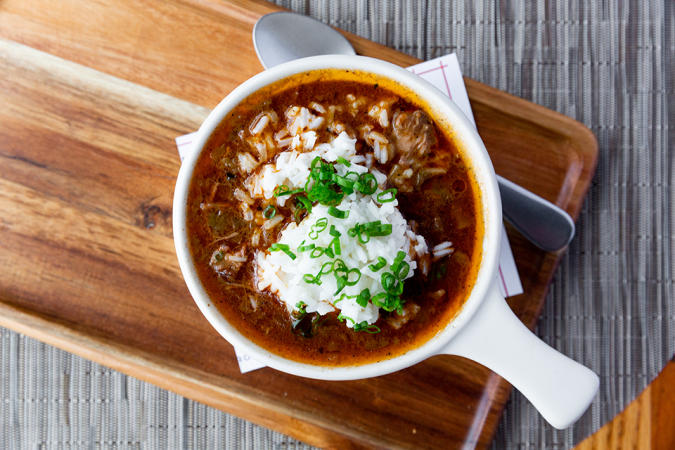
<box><xmin>1</xmin><ymin>0</ymin><xmax>672</xmax><ymax>448</ymax></box>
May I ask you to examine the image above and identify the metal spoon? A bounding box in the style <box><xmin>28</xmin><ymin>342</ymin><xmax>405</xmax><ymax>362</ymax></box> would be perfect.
<box><xmin>253</xmin><ymin>12</ymin><xmax>575</xmax><ymax>252</ymax></box>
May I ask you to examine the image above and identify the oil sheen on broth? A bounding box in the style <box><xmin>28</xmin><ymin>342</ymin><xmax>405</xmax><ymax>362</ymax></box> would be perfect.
<box><xmin>186</xmin><ymin>69</ymin><xmax>482</xmax><ymax>366</ymax></box>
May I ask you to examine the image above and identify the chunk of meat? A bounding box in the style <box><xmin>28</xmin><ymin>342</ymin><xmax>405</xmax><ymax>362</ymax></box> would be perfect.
<box><xmin>209</xmin><ymin>244</ymin><xmax>247</xmax><ymax>280</ymax></box>
<box><xmin>386</xmin><ymin>302</ymin><xmax>421</xmax><ymax>330</ymax></box>
<box><xmin>391</xmin><ymin>110</ymin><xmax>438</xmax><ymax>162</ymax></box>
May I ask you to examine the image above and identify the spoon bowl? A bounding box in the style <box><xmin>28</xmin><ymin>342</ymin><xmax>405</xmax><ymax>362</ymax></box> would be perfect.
<box><xmin>253</xmin><ymin>12</ymin><xmax>355</xmax><ymax>70</ymax></box>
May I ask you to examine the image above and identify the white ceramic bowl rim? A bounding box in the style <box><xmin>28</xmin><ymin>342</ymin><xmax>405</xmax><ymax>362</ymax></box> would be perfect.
<box><xmin>173</xmin><ymin>55</ymin><xmax>502</xmax><ymax>380</ymax></box>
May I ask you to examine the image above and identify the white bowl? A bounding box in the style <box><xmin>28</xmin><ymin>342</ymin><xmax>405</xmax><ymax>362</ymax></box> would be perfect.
<box><xmin>173</xmin><ymin>55</ymin><xmax>598</xmax><ymax>429</ymax></box>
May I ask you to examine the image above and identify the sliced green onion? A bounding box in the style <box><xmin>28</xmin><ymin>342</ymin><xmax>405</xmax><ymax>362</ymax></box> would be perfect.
<box><xmin>345</xmin><ymin>268</ymin><xmax>361</xmax><ymax>286</ymax></box>
<box><xmin>381</xmin><ymin>272</ymin><xmax>403</xmax><ymax>295</ymax></box>
<box><xmin>337</xmin><ymin>156</ymin><xmax>351</xmax><ymax>167</ymax></box>
<box><xmin>368</xmin><ymin>257</ymin><xmax>387</xmax><ymax>271</ymax></box>
<box><xmin>391</xmin><ymin>252</ymin><xmax>410</xmax><ymax>279</ymax></box>
<box><xmin>274</xmin><ymin>185</ymin><xmax>304</xmax><ymax>197</ymax></box>
<box><xmin>362</xmin><ymin>220</ymin><xmax>382</xmax><ymax>230</ymax></box>
<box><xmin>273</xmin><ymin>185</ymin><xmax>289</xmax><ymax>197</ymax></box>
<box><xmin>309</xmin><ymin>217</ymin><xmax>328</xmax><ymax>239</ymax></box>
<box><xmin>319</xmin><ymin>261</ymin><xmax>334</xmax><ymax>276</ymax></box>
<box><xmin>310</xmin><ymin>247</ymin><xmax>325</xmax><ymax>258</ymax></box>
<box><xmin>334</xmin><ymin>276</ymin><xmax>347</xmax><ymax>295</ymax></box>
<box><xmin>371</xmin><ymin>293</ymin><xmax>403</xmax><ymax>312</ymax></box>
<box><xmin>298</xmin><ymin>242</ymin><xmax>315</xmax><ymax>252</ymax></box>
<box><xmin>393</xmin><ymin>261</ymin><xmax>410</xmax><ymax>279</ymax></box>
<box><xmin>328</xmin><ymin>206</ymin><xmax>349</xmax><ymax>219</ymax></box>
<box><xmin>353</xmin><ymin>321</ymin><xmax>381</xmax><ymax>333</ymax></box>
<box><xmin>334</xmin><ymin>293</ymin><xmax>356</xmax><ymax>305</ymax></box>
<box><xmin>269</xmin><ymin>243</ymin><xmax>296</xmax><ymax>260</ymax></box>
<box><xmin>292</xmin><ymin>301</ymin><xmax>307</xmax><ymax>319</ymax></box>
<box><xmin>376</xmin><ymin>188</ymin><xmax>398</xmax><ymax>203</ymax></box>
<box><xmin>357</xmin><ymin>229</ymin><xmax>370</xmax><ymax>244</ymax></box>
<box><xmin>394</xmin><ymin>251</ymin><xmax>406</xmax><ymax>262</ymax></box>
<box><xmin>356</xmin><ymin>288</ymin><xmax>370</xmax><ymax>307</ymax></box>
<box><xmin>370</xmin><ymin>292</ymin><xmax>388</xmax><ymax>308</ymax></box>
<box><xmin>263</xmin><ymin>205</ymin><xmax>276</xmax><ymax>219</ymax></box>
<box><xmin>323</xmin><ymin>247</ymin><xmax>335</xmax><ymax>258</ymax></box>
<box><xmin>337</xmin><ymin>313</ymin><xmax>355</xmax><ymax>324</ymax></box>
<box><xmin>329</xmin><ymin>225</ymin><xmax>341</xmax><ymax>237</ymax></box>
<box><xmin>295</xmin><ymin>195</ymin><xmax>313</xmax><ymax>213</ymax></box>
<box><xmin>333</xmin><ymin>175</ymin><xmax>355</xmax><ymax>193</ymax></box>
<box><xmin>368</xmin><ymin>223</ymin><xmax>393</xmax><ymax>237</ymax></box>
<box><xmin>355</xmin><ymin>173</ymin><xmax>377</xmax><ymax>195</ymax></box>
<box><xmin>330</xmin><ymin>237</ymin><xmax>341</xmax><ymax>256</ymax></box>
<box><xmin>303</xmin><ymin>273</ymin><xmax>320</xmax><ymax>284</ymax></box>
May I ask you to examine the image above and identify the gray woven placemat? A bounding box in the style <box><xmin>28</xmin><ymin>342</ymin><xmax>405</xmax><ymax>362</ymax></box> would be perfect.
<box><xmin>1</xmin><ymin>0</ymin><xmax>672</xmax><ymax>448</ymax></box>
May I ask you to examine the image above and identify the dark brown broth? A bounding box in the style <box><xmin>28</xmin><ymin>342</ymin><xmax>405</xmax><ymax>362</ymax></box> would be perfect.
<box><xmin>186</xmin><ymin>75</ymin><xmax>481</xmax><ymax>366</ymax></box>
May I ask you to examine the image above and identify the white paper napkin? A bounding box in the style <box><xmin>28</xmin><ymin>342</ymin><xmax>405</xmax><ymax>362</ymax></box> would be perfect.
<box><xmin>175</xmin><ymin>53</ymin><xmax>523</xmax><ymax>373</ymax></box>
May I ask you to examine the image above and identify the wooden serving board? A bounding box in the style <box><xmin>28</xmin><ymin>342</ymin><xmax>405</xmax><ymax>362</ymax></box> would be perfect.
<box><xmin>0</xmin><ymin>1</ymin><xmax>598</xmax><ymax>448</ymax></box>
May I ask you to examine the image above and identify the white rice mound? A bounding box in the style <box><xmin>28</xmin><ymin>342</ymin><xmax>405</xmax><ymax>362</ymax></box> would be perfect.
<box><xmin>256</xmin><ymin>192</ymin><xmax>427</xmax><ymax>327</ymax></box>
<box><xmin>247</xmin><ymin>102</ymin><xmax>428</xmax><ymax>328</ymax></box>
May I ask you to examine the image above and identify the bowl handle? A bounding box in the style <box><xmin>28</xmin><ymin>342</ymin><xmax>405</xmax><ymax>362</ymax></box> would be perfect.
<box><xmin>439</xmin><ymin>280</ymin><xmax>599</xmax><ymax>429</ymax></box>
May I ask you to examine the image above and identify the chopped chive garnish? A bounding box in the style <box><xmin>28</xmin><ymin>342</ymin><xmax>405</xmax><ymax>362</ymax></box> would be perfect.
<box><xmin>337</xmin><ymin>156</ymin><xmax>351</xmax><ymax>167</ymax></box>
<box><xmin>329</xmin><ymin>225</ymin><xmax>341</xmax><ymax>237</ymax></box>
<box><xmin>368</xmin><ymin>257</ymin><xmax>387</xmax><ymax>271</ymax></box>
<box><xmin>263</xmin><ymin>205</ymin><xmax>276</xmax><ymax>219</ymax></box>
<box><xmin>376</xmin><ymin>188</ymin><xmax>398</xmax><ymax>203</ymax></box>
<box><xmin>324</xmin><ymin>247</ymin><xmax>335</xmax><ymax>258</ymax></box>
<box><xmin>328</xmin><ymin>206</ymin><xmax>349</xmax><ymax>219</ymax></box>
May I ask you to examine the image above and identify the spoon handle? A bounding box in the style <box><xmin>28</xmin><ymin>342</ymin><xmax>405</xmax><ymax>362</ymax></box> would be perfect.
<box><xmin>497</xmin><ymin>175</ymin><xmax>575</xmax><ymax>252</ymax></box>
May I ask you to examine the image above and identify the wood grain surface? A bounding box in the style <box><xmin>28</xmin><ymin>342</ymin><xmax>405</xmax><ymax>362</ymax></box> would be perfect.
<box><xmin>0</xmin><ymin>1</ymin><xmax>598</xmax><ymax>448</ymax></box>
<box><xmin>575</xmin><ymin>357</ymin><xmax>675</xmax><ymax>450</ymax></box>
